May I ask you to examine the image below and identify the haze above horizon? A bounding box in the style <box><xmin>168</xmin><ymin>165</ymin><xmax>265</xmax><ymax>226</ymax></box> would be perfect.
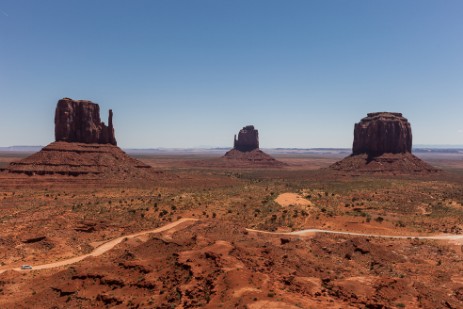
<box><xmin>1</xmin><ymin>1</ymin><xmax>462</xmax><ymax>148</ymax></box>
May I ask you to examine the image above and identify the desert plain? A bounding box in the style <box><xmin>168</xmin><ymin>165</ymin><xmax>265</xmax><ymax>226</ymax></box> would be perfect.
<box><xmin>1</xmin><ymin>149</ymin><xmax>463</xmax><ymax>308</ymax></box>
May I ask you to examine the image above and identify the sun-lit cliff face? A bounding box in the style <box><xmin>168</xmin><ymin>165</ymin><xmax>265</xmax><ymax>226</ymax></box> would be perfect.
<box><xmin>55</xmin><ymin>98</ymin><xmax>117</xmax><ymax>146</ymax></box>
<box><xmin>353</xmin><ymin>112</ymin><xmax>412</xmax><ymax>157</ymax></box>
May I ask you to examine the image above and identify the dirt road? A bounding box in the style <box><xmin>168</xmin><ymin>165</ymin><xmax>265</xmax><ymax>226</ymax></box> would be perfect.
<box><xmin>246</xmin><ymin>227</ymin><xmax>463</xmax><ymax>241</ymax></box>
<box><xmin>0</xmin><ymin>218</ymin><xmax>198</xmax><ymax>275</ymax></box>
<box><xmin>2</xmin><ymin>218</ymin><xmax>462</xmax><ymax>275</ymax></box>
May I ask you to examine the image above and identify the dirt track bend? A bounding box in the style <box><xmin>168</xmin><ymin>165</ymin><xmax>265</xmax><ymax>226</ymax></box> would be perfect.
<box><xmin>0</xmin><ymin>218</ymin><xmax>198</xmax><ymax>275</ymax></box>
<box><xmin>2</xmin><ymin>218</ymin><xmax>463</xmax><ymax>275</ymax></box>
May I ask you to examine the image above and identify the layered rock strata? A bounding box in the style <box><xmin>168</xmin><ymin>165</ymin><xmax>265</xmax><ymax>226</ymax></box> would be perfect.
<box><xmin>7</xmin><ymin>142</ymin><xmax>151</xmax><ymax>176</ymax></box>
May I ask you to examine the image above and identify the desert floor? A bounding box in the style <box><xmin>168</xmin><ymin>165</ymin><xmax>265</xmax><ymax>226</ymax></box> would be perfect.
<box><xmin>1</xmin><ymin>151</ymin><xmax>463</xmax><ymax>308</ymax></box>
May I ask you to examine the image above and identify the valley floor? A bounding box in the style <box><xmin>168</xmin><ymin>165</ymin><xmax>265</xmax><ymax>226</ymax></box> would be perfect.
<box><xmin>1</xmin><ymin>152</ymin><xmax>463</xmax><ymax>308</ymax></box>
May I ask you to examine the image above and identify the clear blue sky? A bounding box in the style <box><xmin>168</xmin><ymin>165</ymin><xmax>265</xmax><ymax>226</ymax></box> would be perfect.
<box><xmin>1</xmin><ymin>1</ymin><xmax>462</xmax><ymax>148</ymax></box>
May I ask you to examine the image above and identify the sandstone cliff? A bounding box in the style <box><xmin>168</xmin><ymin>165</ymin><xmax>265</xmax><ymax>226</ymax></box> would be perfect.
<box><xmin>234</xmin><ymin>125</ymin><xmax>259</xmax><ymax>152</ymax></box>
<box><xmin>353</xmin><ymin>112</ymin><xmax>411</xmax><ymax>157</ymax></box>
<box><xmin>55</xmin><ymin>98</ymin><xmax>117</xmax><ymax>145</ymax></box>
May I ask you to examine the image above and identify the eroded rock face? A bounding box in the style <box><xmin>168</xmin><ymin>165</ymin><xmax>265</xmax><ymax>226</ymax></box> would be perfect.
<box><xmin>234</xmin><ymin>125</ymin><xmax>259</xmax><ymax>152</ymax></box>
<box><xmin>55</xmin><ymin>98</ymin><xmax>117</xmax><ymax>145</ymax></box>
<box><xmin>352</xmin><ymin>112</ymin><xmax>412</xmax><ymax>157</ymax></box>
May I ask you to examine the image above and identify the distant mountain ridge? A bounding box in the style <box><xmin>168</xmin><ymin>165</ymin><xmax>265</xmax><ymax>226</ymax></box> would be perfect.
<box><xmin>1</xmin><ymin>146</ymin><xmax>463</xmax><ymax>155</ymax></box>
<box><xmin>0</xmin><ymin>146</ymin><xmax>44</xmax><ymax>152</ymax></box>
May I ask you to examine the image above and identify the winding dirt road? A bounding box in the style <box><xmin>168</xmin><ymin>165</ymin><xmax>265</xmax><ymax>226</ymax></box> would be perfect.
<box><xmin>0</xmin><ymin>218</ymin><xmax>198</xmax><ymax>275</ymax></box>
<box><xmin>2</xmin><ymin>218</ymin><xmax>462</xmax><ymax>275</ymax></box>
<box><xmin>246</xmin><ymin>227</ymin><xmax>463</xmax><ymax>241</ymax></box>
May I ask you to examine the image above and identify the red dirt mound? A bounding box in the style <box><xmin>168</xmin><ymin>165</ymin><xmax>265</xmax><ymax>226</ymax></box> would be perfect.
<box><xmin>329</xmin><ymin>153</ymin><xmax>439</xmax><ymax>174</ymax></box>
<box><xmin>182</xmin><ymin>149</ymin><xmax>286</xmax><ymax>168</ymax></box>
<box><xmin>222</xmin><ymin>149</ymin><xmax>286</xmax><ymax>167</ymax></box>
<box><xmin>6</xmin><ymin>142</ymin><xmax>152</xmax><ymax>177</ymax></box>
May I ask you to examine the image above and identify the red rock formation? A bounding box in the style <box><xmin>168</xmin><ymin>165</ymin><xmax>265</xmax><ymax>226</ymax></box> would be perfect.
<box><xmin>5</xmin><ymin>98</ymin><xmax>156</xmax><ymax>178</ymax></box>
<box><xmin>234</xmin><ymin>125</ymin><xmax>259</xmax><ymax>152</ymax></box>
<box><xmin>330</xmin><ymin>112</ymin><xmax>438</xmax><ymax>173</ymax></box>
<box><xmin>353</xmin><ymin>112</ymin><xmax>411</xmax><ymax>157</ymax></box>
<box><xmin>220</xmin><ymin>125</ymin><xmax>285</xmax><ymax>167</ymax></box>
<box><xmin>55</xmin><ymin>98</ymin><xmax>117</xmax><ymax>145</ymax></box>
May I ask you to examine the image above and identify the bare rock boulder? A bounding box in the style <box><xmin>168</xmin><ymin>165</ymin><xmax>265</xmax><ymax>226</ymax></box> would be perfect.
<box><xmin>353</xmin><ymin>112</ymin><xmax>412</xmax><ymax>157</ymax></box>
<box><xmin>234</xmin><ymin>125</ymin><xmax>259</xmax><ymax>152</ymax></box>
<box><xmin>55</xmin><ymin>98</ymin><xmax>117</xmax><ymax>145</ymax></box>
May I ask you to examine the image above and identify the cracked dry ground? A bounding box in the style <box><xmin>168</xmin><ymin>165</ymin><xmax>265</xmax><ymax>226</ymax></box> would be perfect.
<box><xmin>2</xmin><ymin>219</ymin><xmax>463</xmax><ymax>309</ymax></box>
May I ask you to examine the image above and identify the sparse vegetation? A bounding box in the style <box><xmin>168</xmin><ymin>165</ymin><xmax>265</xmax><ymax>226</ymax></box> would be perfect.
<box><xmin>1</xmin><ymin>152</ymin><xmax>463</xmax><ymax>308</ymax></box>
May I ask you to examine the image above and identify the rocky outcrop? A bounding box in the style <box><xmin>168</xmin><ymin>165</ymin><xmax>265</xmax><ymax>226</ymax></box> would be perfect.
<box><xmin>5</xmin><ymin>98</ymin><xmax>156</xmax><ymax>179</ymax></box>
<box><xmin>234</xmin><ymin>125</ymin><xmax>259</xmax><ymax>152</ymax></box>
<box><xmin>55</xmin><ymin>98</ymin><xmax>117</xmax><ymax>145</ymax></box>
<box><xmin>220</xmin><ymin>125</ymin><xmax>285</xmax><ymax>167</ymax></box>
<box><xmin>330</xmin><ymin>112</ymin><xmax>438</xmax><ymax>174</ymax></box>
<box><xmin>352</xmin><ymin>112</ymin><xmax>412</xmax><ymax>157</ymax></box>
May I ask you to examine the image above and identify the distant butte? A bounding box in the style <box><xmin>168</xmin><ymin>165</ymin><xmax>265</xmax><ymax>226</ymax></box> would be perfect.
<box><xmin>5</xmin><ymin>98</ymin><xmax>152</xmax><ymax>178</ymax></box>
<box><xmin>330</xmin><ymin>112</ymin><xmax>438</xmax><ymax>173</ymax></box>
<box><xmin>223</xmin><ymin>125</ymin><xmax>285</xmax><ymax>167</ymax></box>
<box><xmin>234</xmin><ymin>125</ymin><xmax>259</xmax><ymax>152</ymax></box>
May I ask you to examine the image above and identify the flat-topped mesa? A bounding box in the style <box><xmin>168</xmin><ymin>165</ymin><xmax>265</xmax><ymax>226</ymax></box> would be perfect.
<box><xmin>234</xmin><ymin>125</ymin><xmax>259</xmax><ymax>152</ymax></box>
<box><xmin>55</xmin><ymin>98</ymin><xmax>117</xmax><ymax>145</ymax></box>
<box><xmin>352</xmin><ymin>112</ymin><xmax>412</xmax><ymax>157</ymax></box>
<box><xmin>330</xmin><ymin>111</ymin><xmax>438</xmax><ymax>173</ymax></box>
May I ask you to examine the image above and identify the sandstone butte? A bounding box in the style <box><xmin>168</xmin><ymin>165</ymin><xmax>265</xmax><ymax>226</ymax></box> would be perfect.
<box><xmin>233</xmin><ymin>125</ymin><xmax>259</xmax><ymax>152</ymax></box>
<box><xmin>330</xmin><ymin>112</ymin><xmax>438</xmax><ymax>173</ymax></box>
<box><xmin>223</xmin><ymin>125</ymin><xmax>285</xmax><ymax>167</ymax></box>
<box><xmin>352</xmin><ymin>112</ymin><xmax>412</xmax><ymax>156</ymax></box>
<box><xmin>5</xmin><ymin>98</ymin><xmax>152</xmax><ymax>178</ymax></box>
<box><xmin>55</xmin><ymin>97</ymin><xmax>117</xmax><ymax>146</ymax></box>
